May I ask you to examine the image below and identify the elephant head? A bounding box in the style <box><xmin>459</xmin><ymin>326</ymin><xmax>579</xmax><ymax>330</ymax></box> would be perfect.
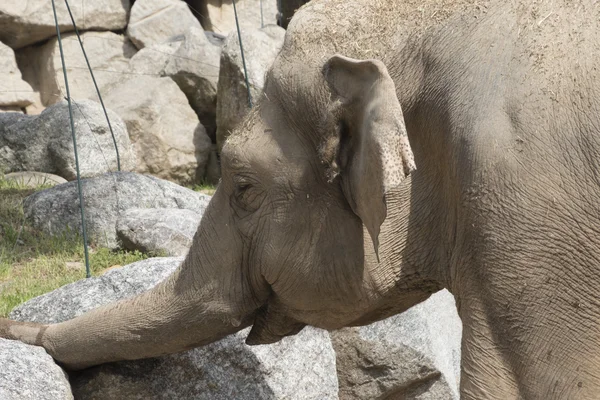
<box><xmin>218</xmin><ymin>54</ymin><xmax>419</xmax><ymax>344</ymax></box>
<box><xmin>0</xmin><ymin>33</ymin><xmax>440</xmax><ymax>371</ymax></box>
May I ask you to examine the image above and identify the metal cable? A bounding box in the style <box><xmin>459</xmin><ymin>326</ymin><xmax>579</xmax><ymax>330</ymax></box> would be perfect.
<box><xmin>63</xmin><ymin>0</ymin><xmax>121</xmax><ymax>171</ymax></box>
<box><xmin>232</xmin><ymin>0</ymin><xmax>253</xmax><ymax>108</ymax></box>
<box><xmin>277</xmin><ymin>0</ymin><xmax>283</xmax><ymax>26</ymax></box>
<box><xmin>51</xmin><ymin>0</ymin><xmax>91</xmax><ymax>278</ymax></box>
<box><xmin>260</xmin><ymin>0</ymin><xmax>264</xmax><ymax>28</ymax></box>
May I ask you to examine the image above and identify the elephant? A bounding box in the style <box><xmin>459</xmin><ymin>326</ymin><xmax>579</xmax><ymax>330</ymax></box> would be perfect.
<box><xmin>2</xmin><ymin>0</ymin><xmax>600</xmax><ymax>398</ymax></box>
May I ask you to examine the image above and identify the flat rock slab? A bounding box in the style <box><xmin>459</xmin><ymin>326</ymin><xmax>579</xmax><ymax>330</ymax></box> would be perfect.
<box><xmin>23</xmin><ymin>172</ymin><xmax>211</xmax><ymax>249</ymax></box>
<box><xmin>0</xmin><ymin>338</ymin><xmax>73</xmax><ymax>400</ymax></box>
<box><xmin>11</xmin><ymin>257</ymin><xmax>338</xmax><ymax>400</ymax></box>
<box><xmin>4</xmin><ymin>172</ymin><xmax>67</xmax><ymax>188</ymax></box>
<box><xmin>127</xmin><ymin>0</ymin><xmax>202</xmax><ymax>49</ymax></box>
<box><xmin>0</xmin><ymin>0</ymin><xmax>130</xmax><ymax>49</ymax></box>
<box><xmin>117</xmin><ymin>208</ymin><xmax>202</xmax><ymax>256</ymax></box>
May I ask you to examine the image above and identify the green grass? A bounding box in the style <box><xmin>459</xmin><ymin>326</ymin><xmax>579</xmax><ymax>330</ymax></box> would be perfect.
<box><xmin>0</xmin><ymin>175</ymin><xmax>149</xmax><ymax>317</ymax></box>
<box><xmin>190</xmin><ymin>181</ymin><xmax>217</xmax><ymax>196</ymax></box>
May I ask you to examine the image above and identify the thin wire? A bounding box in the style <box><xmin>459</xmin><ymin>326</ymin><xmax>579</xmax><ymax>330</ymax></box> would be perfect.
<box><xmin>64</xmin><ymin>0</ymin><xmax>121</xmax><ymax>171</ymax></box>
<box><xmin>260</xmin><ymin>0</ymin><xmax>264</xmax><ymax>28</ymax></box>
<box><xmin>72</xmin><ymin>100</ymin><xmax>115</xmax><ymax>175</ymax></box>
<box><xmin>277</xmin><ymin>0</ymin><xmax>283</xmax><ymax>26</ymax></box>
<box><xmin>51</xmin><ymin>0</ymin><xmax>91</xmax><ymax>278</ymax></box>
<box><xmin>232</xmin><ymin>0</ymin><xmax>253</xmax><ymax>108</ymax></box>
<box><xmin>71</xmin><ymin>100</ymin><xmax>122</xmax><ymax>220</ymax></box>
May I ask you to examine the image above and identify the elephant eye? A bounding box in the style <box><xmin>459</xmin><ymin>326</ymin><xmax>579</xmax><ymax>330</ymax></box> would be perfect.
<box><xmin>235</xmin><ymin>183</ymin><xmax>251</xmax><ymax>198</ymax></box>
<box><xmin>231</xmin><ymin>176</ymin><xmax>261</xmax><ymax>213</ymax></box>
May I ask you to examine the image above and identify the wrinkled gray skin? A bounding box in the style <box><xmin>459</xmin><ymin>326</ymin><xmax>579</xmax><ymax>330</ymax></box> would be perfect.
<box><xmin>2</xmin><ymin>1</ymin><xmax>600</xmax><ymax>399</ymax></box>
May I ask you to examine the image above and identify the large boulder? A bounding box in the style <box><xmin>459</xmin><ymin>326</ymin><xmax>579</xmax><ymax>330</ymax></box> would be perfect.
<box><xmin>116</xmin><ymin>208</ymin><xmax>202</xmax><ymax>256</ymax></box>
<box><xmin>216</xmin><ymin>25</ymin><xmax>285</xmax><ymax>150</ymax></box>
<box><xmin>331</xmin><ymin>290</ymin><xmax>462</xmax><ymax>400</ymax></box>
<box><xmin>0</xmin><ymin>41</ymin><xmax>36</xmax><ymax>109</ymax></box>
<box><xmin>17</xmin><ymin>31</ymin><xmax>137</xmax><ymax>106</ymax></box>
<box><xmin>129</xmin><ymin>28</ymin><xmax>221</xmax><ymax>140</ymax></box>
<box><xmin>10</xmin><ymin>257</ymin><xmax>339</xmax><ymax>400</ymax></box>
<box><xmin>0</xmin><ymin>339</ymin><xmax>73</xmax><ymax>400</ymax></box>
<box><xmin>23</xmin><ymin>172</ymin><xmax>212</xmax><ymax>248</ymax></box>
<box><xmin>164</xmin><ymin>27</ymin><xmax>222</xmax><ymax>140</ymax></box>
<box><xmin>188</xmin><ymin>0</ymin><xmax>278</xmax><ymax>36</ymax></box>
<box><xmin>72</xmin><ymin>326</ymin><xmax>337</xmax><ymax>399</ymax></box>
<box><xmin>103</xmin><ymin>76</ymin><xmax>212</xmax><ymax>184</ymax></box>
<box><xmin>0</xmin><ymin>100</ymin><xmax>135</xmax><ymax>180</ymax></box>
<box><xmin>0</xmin><ymin>112</ymin><xmax>28</xmax><ymax>170</ymax></box>
<box><xmin>128</xmin><ymin>41</ymin><xmax>182</xmax><ymax>76</ymax></box>
<box><xmin>0</xmin><ymin>1</ymin><xmax>131</xmax><ymax>49</ymax></box>
<box><xmin>127</xmin><ymin>0</ymin><xmax>202</xmax><ymax>49</ymax></box>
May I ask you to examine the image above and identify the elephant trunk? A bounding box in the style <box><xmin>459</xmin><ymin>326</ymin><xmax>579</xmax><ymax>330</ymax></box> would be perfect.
<box><xmin>0</xmin><ymin>192</ymin><xmax>266</xmax><ymax>370</ymax></box>
<box><xmin>46</xmin><ymin>267</ymin><xmax>250</xmax><ymax>369</ymax></box>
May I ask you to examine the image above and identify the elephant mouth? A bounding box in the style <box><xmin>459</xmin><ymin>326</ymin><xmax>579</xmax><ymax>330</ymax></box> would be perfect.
<box><xmin>245</xmin><ymin>303</ymin><xmax>307</xmax><ymax>345</ymax></box>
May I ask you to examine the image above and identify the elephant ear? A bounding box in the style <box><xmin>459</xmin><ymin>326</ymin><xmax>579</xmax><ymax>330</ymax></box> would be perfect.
<box><xmin>322</xmin><ymin>55</ymin><xmax>416</xmax><ymax>259</ymax></box>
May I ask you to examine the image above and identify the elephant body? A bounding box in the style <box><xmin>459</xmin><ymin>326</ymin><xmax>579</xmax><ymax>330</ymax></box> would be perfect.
<box><xmin>2</xmin><ymin>1</ymin><xmax>600</xmax><ymax>399</ymax></box>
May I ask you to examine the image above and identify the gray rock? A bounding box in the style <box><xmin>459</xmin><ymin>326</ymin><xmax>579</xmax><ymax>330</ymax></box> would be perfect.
<box><xmin>0</xmin><ymin>338</ymin><xmax>73</xmax><ymax>400</ymax></box>
<box><xmin>0</xmin><ymin>0</ymin><xmax>130</xmax><ymax>49</ymax></box>
<box><xmin>4</xmin><ymin>172</ymin><xmax>67</xmax><ymax>188</ymax></box>
<box><xmin>216</xmin><ymin>25</ymin><xmax>285</xmax><ymax>150</ymax></box>
<box><xmin>128</xmin><ymin>41</ymin><xmax>182</xmax><ymax>76</ymax></box>
<box><xmin>23</xmin><ymin>172</ymin><xmax>212</xmax><ymax>248</ymax></box>
<box><xmin>17</xmin><ymin>31</ymin><xmax>137</xmax><ymax>106</ymax></box>
<box><xmin>127</xmin><ymin>0</ymin><xmax>203</xmax><ymax>49</ymax></box>
<box><xmin>0</xmin><ymin>99</ymin><xmax>136</xmax><ymax>180</ymax></box>
<box><xmin>0</xmin><ymin>41</ymin><xmax>36</xmax><ymax>107</ymax></box>
<box><xmin>11</xmin><ymin>257</ymin><xmax>338</xmax><ymax>400</ymax></box>
<box><xmin>204</xmin><ymin>31</ymin><xmax>226</xmax><ymax>47</ymax></box>
<box><xmin>129</xmin><ymin>28</ymin><xmax>221</xmax><ymax>141</ymax></box>
<box><xmin>0</xmin><ymin>112</ymin><xmax>29</xmax><ymax>134</ymax></box>
<box><xmin>71</xmin><ymin>326</ymin><xmax>337</xmax><ymax>400</ymax></box>
<box><xmin>189</xmin><ymin>0</ymin><xmax>278</xmax><ymax>36</ymax></box>
<box><xmin>331</xmin><ymin>290</ymin><xmax>462</xmax><ymax>400</ymax></box>
<box><xmin>103</xmin><ymin>76</ymin><xmax>212</xmax><ymax>184</ymax></box>
<box><xmin>164</xmin><ymin>27</ymin><xmax>222</xmax><ymax>140</ymax></box>
<box><xmin>117</xmin><ymin>208</ymin><xmax>202</xmax><ymax>256</ymax></box>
